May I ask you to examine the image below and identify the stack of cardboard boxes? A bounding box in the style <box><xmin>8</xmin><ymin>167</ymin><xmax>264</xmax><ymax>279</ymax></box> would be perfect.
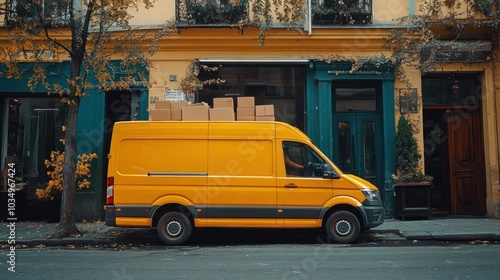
<box><xmin>149</xmin><ymin>100</ymin><xmax>172</xmax><ymax>121</ymax></box>
<box><xmin>255</xmin><ymin>105</ymin><xmax>275</xmax><ymax>121</ymax></box>
<box><xmin>149</xmin><ymin>100</ymin><xmax>208</xmax><ymax>121</ymax></box>
<box><xmin>209</xmin><ymin>97</ymin><xmax>235</xmax><ymax>121</ymax></box>
<box><xmin>236</xmin><ymin>96</ymin><xmax>255</xmax><ymax>121</ymax></box>
<box><xmin>172</xmin><ymin>101</ymin><xmax>189</xmax><ymax>120</ymax></box>
<box><xmin>149</xmin><ymin>97</ymin><xmax>274</xmax><ymax>121</ymax></box>
<box><xmin>182</xmin><ymin>102</ymin><xmax>210</xmax><ymax>120</ymax></box>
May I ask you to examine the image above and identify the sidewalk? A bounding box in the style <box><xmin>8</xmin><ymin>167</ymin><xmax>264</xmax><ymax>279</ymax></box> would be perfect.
<box><xmin>1</xmin><ymin>217</ymin><xmax>499</xmax><ymax>247</ymax></box>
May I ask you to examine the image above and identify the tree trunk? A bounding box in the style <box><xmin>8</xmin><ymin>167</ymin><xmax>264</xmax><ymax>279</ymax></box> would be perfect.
<box><xmin>53</xmin><ymin>99</ymin><xmax>81</xmax><ymax>237</ymax></box>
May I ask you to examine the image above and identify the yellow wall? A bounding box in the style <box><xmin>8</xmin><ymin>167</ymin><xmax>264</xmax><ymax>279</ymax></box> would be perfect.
<box><xmin>490</xmin><ymin>43</ymin><xmax>500</xmax><ymax>217</ymax></box>
<box><xmin>128</xmin><ymin>0</ymin><xmax>177</xmax><ymax>25</ymax></box>
<box><xmin>373</xmin><ymin>0</ymin><xmax>410</xmax><ymax>22</ymax></box>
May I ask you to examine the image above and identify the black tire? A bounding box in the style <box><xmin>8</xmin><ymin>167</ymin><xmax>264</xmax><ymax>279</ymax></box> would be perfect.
<box><xmin>157</xmin><ymin>212</ymin><xmax>192</xmax><ymax>245</ymax></box>
<box><xmin>325</xmin><ymin>211</ymin><xmax>360</xmax><ymax>244</ymax></box>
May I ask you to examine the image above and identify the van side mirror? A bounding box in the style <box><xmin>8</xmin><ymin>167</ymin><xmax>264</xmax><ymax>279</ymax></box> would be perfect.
<box><xmin>322</xmin><ymin>164</ymin><xmax>340</xmax><ymax>179</ymax></box>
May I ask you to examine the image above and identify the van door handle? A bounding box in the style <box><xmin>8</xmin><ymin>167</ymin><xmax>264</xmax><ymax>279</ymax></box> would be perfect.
<box><xmin>285</xmin><ymin>183</ymin><xmax>297</xmax><ymax>188</ymax></box>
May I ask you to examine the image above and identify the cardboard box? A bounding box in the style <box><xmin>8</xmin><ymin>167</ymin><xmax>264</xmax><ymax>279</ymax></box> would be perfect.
<box><xmin>171</xmin><ymin>101</ymin><xmax>189</xmax><ymax>121</ymax></box>
<box><xmin>209</xmin><ymin>108</ymin><xmax>235</xmax><ymax>121</ymax></box>
<box><xmin>213</xmin><ymin>97</ymin><xmax>234</xmax><ymax>108</ymax></box>
<box><xmin>237</xmin><ymin>116</ymin><xmax>255</xmax><ymax>121</ymax></box>
<box><xmin>255</xmin><ymin>105</ymin><xmax>274</xmax><ymax>116</ymax></box>
<box><xmin>155</xmin><ymin>100</ymin><xmax>171</xmax><ymax>110</ymax></box>
<box><xmin>171</xmin><ymin>110</ymin><xmax>182</xmax><ymax>121</ymax></box>
<box><xmin>255</xmin><ymin>115</ymin><xmax>275</xmax><ymax>121</ymax></box>
<box><xmin>237</xmin><ymin>96</ymin><xmax>255</xmax><ymax>108</ymax></box>
<box><xmin>182</xmin><ymin>103</ymin><xmax>209</xmax><ymax>120</ymax></box>
<box><xmin>237</xmin><ymin>107</ymin><xmax>255</xmax><ymax>118</ymax></box>
<box><xmin>171</xmin><ymin>101</ymin><xmax>189</xmax><ymax>110</ymax></box>
<box><xmin>150</xmin><ymin>109</ymin><xmax>171</xmax><ymax>121</ymax></box>
<box><xmin>188</xmin><ymin>102</ymin><xmax>209</xmax><ymax>107</ymax></box>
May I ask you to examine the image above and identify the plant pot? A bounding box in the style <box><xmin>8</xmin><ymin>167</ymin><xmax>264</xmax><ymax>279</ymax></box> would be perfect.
<box><xmin>394</xmin><ymin>181</ymin><xmax>432</xmax><ymax>221</ymax></box>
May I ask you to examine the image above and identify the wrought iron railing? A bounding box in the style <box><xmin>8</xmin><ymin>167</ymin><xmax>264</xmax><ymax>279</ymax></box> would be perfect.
<box><xmin>5</xmin><ymin>0</ymin><xmax>71</xmax><ymax>28</ymax></box>
<box><xmin>176</xmin><ymin>0</ymin><xmax>249</xmax><ymax>26</ymax></box>
<box><xmin>311</xmin><ymin>0</ymin><xmax>372</xmax><ymax>25</ymax></box>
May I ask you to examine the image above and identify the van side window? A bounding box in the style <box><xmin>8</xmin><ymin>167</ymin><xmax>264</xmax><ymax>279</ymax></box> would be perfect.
<box><xmin>283</xmin><ymin>141</ymin><xmax>325</xmax><ymax>177</ymax></box>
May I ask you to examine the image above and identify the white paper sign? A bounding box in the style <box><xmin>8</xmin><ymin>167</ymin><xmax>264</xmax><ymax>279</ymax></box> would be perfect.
<box><xmin>165</xmin><ymin>89</ymin><xmax>185</xmax><ymax>101</ymax></box>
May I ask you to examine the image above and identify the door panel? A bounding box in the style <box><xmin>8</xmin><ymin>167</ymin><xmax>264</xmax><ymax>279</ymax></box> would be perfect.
<box><xmin>277</xmin><ymin>141</ymin><xmax>334</xmax><ymax>227</ymax></box>
<box><xmin>447</xmin><ymin>110</ymin><xmax>486</xmax><ymax>215</ymax></box>
<box><xmin>206</xmin><ymin>138</ymin><xmax>277</xmax><ymax>227</ymax></box>
<box><xmin>334</xmin><ymin>114</ymin><xmax>382</xmax><ymax>189</ymax></box>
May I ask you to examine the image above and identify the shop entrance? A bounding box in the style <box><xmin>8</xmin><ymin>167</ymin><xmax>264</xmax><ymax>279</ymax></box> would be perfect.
<box><xmin>333</xmin><ymin>114</ymin><xmax>383</xmax><ymax>189</ymax></box>
<box><xmin>423</xmin><ymin>74</ymin><xmax>486</xmax><ymax>216</ymax></box>
<box><xmin>0</xmin><ymin>97</ymin><xmax>66</xmax><ymax>220</ymax></box>
<box><xmin>331</xmin><ymin>81</ymin><xmax>384</xmax><ymax>190</ymax></box>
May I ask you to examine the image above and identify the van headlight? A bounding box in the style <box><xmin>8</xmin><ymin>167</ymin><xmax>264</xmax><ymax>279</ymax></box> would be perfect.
<box><xmin>361</xmin><ymin>189</ymin><xmax>380</xmax><ymax>200</ymax></box>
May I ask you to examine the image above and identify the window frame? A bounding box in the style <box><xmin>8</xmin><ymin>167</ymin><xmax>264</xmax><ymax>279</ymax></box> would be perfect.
<box><xmin>311</xmin><ymin>0</ymin><xmax>373</xmax><ymax>25</ymax></box>
<box><xmin>283</xmin><ymin>141</ymin><xmax>327</xmax><ymax>178</ymax></box>
<box><xmin>6</xmin><ymin>0</ymin><xmax>71</xmax><ymax>28</ymax></box>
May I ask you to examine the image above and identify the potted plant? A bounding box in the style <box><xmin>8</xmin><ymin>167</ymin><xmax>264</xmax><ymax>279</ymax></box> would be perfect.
<box><xmin>392</xmin><ymin>115</ymin><xmax>433</xmax><ymax>220</ymax></box>
<box><xmin>393</xmin><ymin>115</ymin><xmax>433</xmax><ymax>183</ymax></box>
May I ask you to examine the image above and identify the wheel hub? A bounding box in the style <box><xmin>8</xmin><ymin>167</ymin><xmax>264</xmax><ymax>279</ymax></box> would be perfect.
<box><xmin>335</xmin><ymin>219</ymin><xmax>352</xmax><ymax>236</ymax></box>
<box><xmin>166</xmin><ymin>220</ymin><xmax>183</xmax><ymax>237</ymax></box>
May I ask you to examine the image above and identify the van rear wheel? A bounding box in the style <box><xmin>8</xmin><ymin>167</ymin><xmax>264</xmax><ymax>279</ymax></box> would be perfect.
<box><xmin>157</xmin><ymin>212</ymin><xmax>192</xmax><ymax>245</ymax></box>
<box><xmin>325</xmin><ymin>211</ymin><xmax>360</xmax><ymax>244</ymax></box>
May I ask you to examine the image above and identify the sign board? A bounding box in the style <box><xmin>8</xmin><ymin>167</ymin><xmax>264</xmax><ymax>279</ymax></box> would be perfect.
<box><xmin>165</xmin><ymin>89</ymin><xmax>185</xmax><ymax>101</ymax></box>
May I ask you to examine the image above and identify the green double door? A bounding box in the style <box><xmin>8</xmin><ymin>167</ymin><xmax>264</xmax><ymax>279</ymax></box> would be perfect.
<box><xmin>332</xmin><ymin>113</ymin><xmax>383</xmax><ymax>189</ymax></box>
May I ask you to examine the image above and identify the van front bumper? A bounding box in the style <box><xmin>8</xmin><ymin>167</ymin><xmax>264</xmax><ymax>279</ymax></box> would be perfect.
<box><xmin>359</xmin><ymin>199</ymin><xmax>385</xmax><ymax>228</ymax></box>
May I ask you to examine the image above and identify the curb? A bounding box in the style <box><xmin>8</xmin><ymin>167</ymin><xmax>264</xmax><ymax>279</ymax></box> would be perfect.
<box><xmin>404</xmin><ymin>233</ymin><xmax>500</xmax><ymax>241</ymax></box>
<box><xmin>2</xmin><ymin>229</ymin><xmax>499</xmax><ymax>247</ymax></box>
<box><xmin>1</xmin><ymin>238</ymin><xmax>116</xmax><ymax>247</ymax></box>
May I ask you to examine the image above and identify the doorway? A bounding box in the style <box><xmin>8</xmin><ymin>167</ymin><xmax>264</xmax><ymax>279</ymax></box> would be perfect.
<box><xmin>333</xmin><ymin>114</ymin><xmax>382</xmax><ymax>188</ymax></box>
<box><xmin>101</xmin><ymin>90</ymin><xmax>141</xmax><ymax>217</ymax></box>
<box><xmin>331</xmin><ymin>81</ymin><xmax>384</xmax><ymax>190</ymax></box>
<box><xmin>422</xmin><ymin>74</ymin><xmax>486</xmax><ymax>216</ymax></box>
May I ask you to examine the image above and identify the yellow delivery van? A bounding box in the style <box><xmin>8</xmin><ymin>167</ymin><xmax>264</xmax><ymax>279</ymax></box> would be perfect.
<box><xmin>105</xmin><ymin>121</ymin><xmax>384</xmax><ymax>245</ymax></box>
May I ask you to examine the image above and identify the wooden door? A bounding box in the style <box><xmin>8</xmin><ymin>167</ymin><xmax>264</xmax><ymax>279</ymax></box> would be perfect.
<box><xmin>447</xmin><ymin>109</ymin><xmax>486</xmax><ymax>215</ymax></box>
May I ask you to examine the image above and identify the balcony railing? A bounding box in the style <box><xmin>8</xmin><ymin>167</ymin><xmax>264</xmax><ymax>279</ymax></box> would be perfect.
<box><xmin>5</xmin><ymin>0</ymin><xmax>71</xmax><ymax>28</ymax></box>
<box><xmin>176</xmin><ymin>0</ymin><xmax>249</xmax><ymax>26</ymax></box>
<box><xmin>312</xmin><ymin>0</ymin><xmax>372</xmax><ymax>25</ymax></box>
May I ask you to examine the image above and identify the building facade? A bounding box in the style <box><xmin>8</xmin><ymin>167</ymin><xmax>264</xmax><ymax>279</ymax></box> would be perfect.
<box><xmin>1</xmin><ymin>0</ymin><xmax>499</xmax><ymax>221</ymax></box>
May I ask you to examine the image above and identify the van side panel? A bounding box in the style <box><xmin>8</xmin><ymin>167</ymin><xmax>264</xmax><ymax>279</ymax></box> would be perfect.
<box><xmin>117</xmin><ymin>139</ymin><xmax>207</xmax><ymax>175</ymax></box>
<box><xmin>206</xmin><ymin>122</ymin><xmax>277</xmax><ymax>227</ymax></box>
<box><xmin>109</xmin><ymin>122</ymin><xmax>208</xmax><ymax>226</ymax></box>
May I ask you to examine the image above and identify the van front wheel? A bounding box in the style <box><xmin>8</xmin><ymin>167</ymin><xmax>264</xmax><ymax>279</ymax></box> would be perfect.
<box><xmin>325</xmin><ymin>211</ymin><xmax>360</xmax><ymax>244</ymax></box>
<box><xmin>157</xmin><ymin>212</ymin><xmax>192</xmax><ymax>245</ymax></box>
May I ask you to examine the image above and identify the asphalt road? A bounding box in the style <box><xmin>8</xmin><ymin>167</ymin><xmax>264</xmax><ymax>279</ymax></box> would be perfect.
<box><xmin>2</xmin><ymin>243</ymin><xmax>499</xmax><ymax>279</ymax></box>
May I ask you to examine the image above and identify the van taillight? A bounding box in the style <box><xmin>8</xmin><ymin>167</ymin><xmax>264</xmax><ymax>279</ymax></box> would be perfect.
<box><xmin>106</xmin><ymin>177</ymin><xmax>114</xmax><ymax>205</ymax></box>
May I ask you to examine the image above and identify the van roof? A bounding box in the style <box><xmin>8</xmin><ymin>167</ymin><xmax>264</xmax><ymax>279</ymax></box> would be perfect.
<box><xmin>112</xmin><ymin>121</ymin><xmax>311</xmax><ymax>143</ymax></box>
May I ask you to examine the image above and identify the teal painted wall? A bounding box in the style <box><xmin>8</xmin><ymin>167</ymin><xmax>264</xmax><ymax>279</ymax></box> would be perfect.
<box><xmin>1</xmin><ymin>61</ymin><xmax>149</xmax><ymax>221</ymax></box>
<box><xmin>0</xmin><ymin>62</ymin><xmax>104</xmax><ymax>220</ymax></box>
<box><xmin>74</xmin><ymin>88</ymin><xmax>105</xmax><ymax>221</ymax></box>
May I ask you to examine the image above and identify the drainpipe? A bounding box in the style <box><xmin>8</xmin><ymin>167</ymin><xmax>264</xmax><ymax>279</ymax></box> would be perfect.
<box><xmin>409</xmin><ymin>0</ymin><xmax>415</xmax><ymax>22</ymax></box>
<box><xmin>308</xmin><ymin>0</ymin><xmax>312</xmax><ymax>36</ymax></box>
